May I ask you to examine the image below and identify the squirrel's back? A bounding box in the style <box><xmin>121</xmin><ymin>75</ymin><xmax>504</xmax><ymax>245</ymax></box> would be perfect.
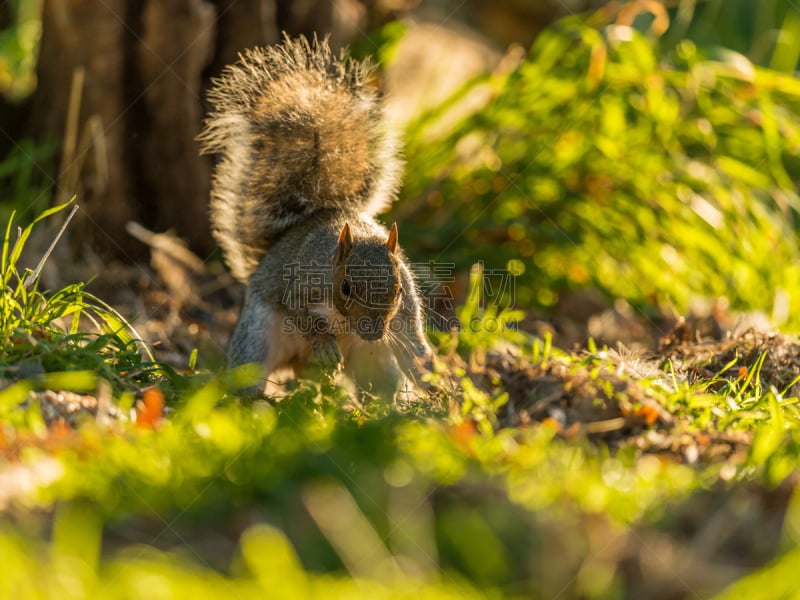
<box><xmin>198</xmin><ymin>35</ymin><xmax>402</xmax><ymax>282</ymax></box>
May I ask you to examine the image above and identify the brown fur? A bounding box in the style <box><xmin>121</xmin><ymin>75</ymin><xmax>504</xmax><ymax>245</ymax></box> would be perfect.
<box><xmin>198</xmin><ymin>35</ymin><xmax>401</xmax><ymax>283</ymax></box>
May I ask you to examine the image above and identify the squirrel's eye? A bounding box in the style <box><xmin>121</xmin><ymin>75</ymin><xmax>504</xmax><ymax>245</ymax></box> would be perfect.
<box><xmin>341</xmin><ymin>279</ymin><xmax>351</xmax><ymax>297</ymax></box>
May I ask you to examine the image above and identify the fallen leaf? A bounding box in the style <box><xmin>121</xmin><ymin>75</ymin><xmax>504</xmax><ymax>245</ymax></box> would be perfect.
<box><xmin>136</xmin><ymin>387</ymin><xmax>165</xmax><ymax>429</ymax></box>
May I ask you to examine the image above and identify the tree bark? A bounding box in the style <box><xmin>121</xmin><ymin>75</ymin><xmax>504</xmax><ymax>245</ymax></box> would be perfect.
<box><xmin>137</xmin><ymin>0</ymin><xmax>216</xmax><ymax>251</ymax></box>
<box><xmin>31</xmin><ymin>0</ymin><xmax>140</xmax><ymax>257</ymax></box>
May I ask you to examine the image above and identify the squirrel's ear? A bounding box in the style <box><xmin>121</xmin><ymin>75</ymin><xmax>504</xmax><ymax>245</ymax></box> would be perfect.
<box><xmin>387</xmin><ymin>222</ymin><xmax>398</xmax><ymax>255</ymax></box>
<box><xmin>333</xmin><ymin>223</ymin><xmax>354</xmax><ymax>264</ymax></box>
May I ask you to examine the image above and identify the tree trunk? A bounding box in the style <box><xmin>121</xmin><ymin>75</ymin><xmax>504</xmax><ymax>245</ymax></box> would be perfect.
<box><xmin>31</xmin><ymin>0</ymin><xmax>142</xmax><ymax>257</ymax></box>
<box><xmin>137</xmin><ymin>0</ymin><xmax>216</xmax><ymax>251</ymax></box>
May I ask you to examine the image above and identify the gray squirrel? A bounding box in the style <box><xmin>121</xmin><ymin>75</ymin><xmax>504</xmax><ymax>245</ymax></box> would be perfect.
<box><xmin>198</xmin><ymin>35</ymin><xmax>432</xmax><ymax>394</ymax></box>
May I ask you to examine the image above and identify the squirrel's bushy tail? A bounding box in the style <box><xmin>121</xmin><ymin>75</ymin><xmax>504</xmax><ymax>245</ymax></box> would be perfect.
<box><xmin>198</xmin><ymin>35</ymin><xmax>401</xmax><ymax>282</ymax></box>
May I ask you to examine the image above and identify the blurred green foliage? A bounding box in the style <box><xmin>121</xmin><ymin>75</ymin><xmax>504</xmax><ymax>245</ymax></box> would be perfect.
<box><xmin>0</xmin><ymin>0</ymin><xmax>41</xmax><ymax>102</ymax></box>
<box><xmin>0</xmin><ymin>378</ymin><xmax>704</xmax><ymax>598</ymax></box>
<box><xmin>663</xmin><ymin>0</ymin><xmax>800</xmax><ymax>69</ymax></box>
<box><xmin>397</xmin><ymin>11</ymin><xmax>800</xmax><ymax>324</ymax></box>
<box><xmin>0</xmin><ymin>1</ymin><xmax>54</xmax><ymax>228</ymax></box>
<box><xmin>0</xmin><ymin>136</ymin><xmax>55</xmax><ymax>227</ymax></box>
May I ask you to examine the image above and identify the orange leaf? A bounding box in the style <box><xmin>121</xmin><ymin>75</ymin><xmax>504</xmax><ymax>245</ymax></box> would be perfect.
<box><xmin>635</xmin><ymin>404</ymin><xmax>661</xmax><ymax>426</ymax></box>
<box><xmin>49</xmin><ymin>419</ymin><xmax>72</xmax><ymax>439</ymax></box>
<box><xmin>449</xmin><ymin>420</ymin><xmax>477</xmax><ymax>450</ymax></box>
<box><xmin>136</xmin><ymin>387</ymin><xmax>165</xmax><ymax>429</ymax></box>
<box><xmin>541</xmin><ymin>417</ymin><xmax>562</xmax><ymax>432</ymax></box>
<box><xmin>42</xmin><ymin>419</ymin><xmax>76</xmax><ymax>454</ymax></box>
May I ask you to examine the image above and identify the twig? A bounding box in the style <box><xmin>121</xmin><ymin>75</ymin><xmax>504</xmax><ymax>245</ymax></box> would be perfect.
<box><xmin>23</xmin><ymin>203</ymin><xmax>80</xmax><ymax>289</ymax></box>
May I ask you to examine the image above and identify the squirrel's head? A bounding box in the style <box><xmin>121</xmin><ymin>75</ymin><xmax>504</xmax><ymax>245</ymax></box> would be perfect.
<box><xmin>331</xmin><ymin>222</ymin><xmax>402</xmax><ymax>341</ymax></box>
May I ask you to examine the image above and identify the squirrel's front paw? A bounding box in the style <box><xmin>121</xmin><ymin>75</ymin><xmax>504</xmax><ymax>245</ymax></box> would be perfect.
<box><xmin>309</xmin><ymin>334</ymin><xmax>343</xmax><ymax>376</ymax></box>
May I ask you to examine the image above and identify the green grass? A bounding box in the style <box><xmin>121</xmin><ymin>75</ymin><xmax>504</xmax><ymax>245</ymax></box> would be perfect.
<box><xmin>0</xmin><ymin>203</ymin><xmax>798</xmax><ymax>597</ymax></box>
<box><xmin>0</xmin><ymin>200</ymin><xmax>167</xmax><ymax>416</ymax></box>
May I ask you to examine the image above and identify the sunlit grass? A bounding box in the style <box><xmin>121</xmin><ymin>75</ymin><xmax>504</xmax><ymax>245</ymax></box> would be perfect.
<box><xmin>396</xmin><ymin>11</ymin><xmax>800</xmax><ymax>325</ymax></box>
<box><xmin>0</xmin><ymin>199</ymin><xmax>165</xmax><ymax>413</ymax></box>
